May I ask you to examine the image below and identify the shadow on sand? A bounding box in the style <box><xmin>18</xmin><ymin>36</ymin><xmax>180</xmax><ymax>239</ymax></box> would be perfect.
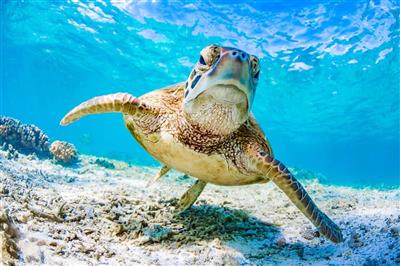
<box><xmin>120</xmin><ymin>199</ymin><xmax>292</xmax><ymax>255</ymax></box>
<box><xmin>119</xmin><ymin>200</ymin><xmax>339</xmax><ymax>262</ymax></box>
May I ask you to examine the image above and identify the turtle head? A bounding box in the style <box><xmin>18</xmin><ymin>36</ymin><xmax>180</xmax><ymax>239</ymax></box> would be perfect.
<box><xmin>183</xmin><ymin>44</ymin><xmax>260</xmax><ymax>135</ymax></box>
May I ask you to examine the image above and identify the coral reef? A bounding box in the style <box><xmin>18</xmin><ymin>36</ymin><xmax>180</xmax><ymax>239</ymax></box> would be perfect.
<box><xmin>0</xmin><ymin>116</ymin><xmax>49</xmax><ymax>156</ymax></box>
<box><xmin>0</xmin><ymin>116</ymin><xmax>79</xmax><ymax>164</ymax></box>
<box><xmin>49</xmin><ymin>141</ymin><xmax>78</xmax><ymax>165</ymax></box>
<box><xmin>1</xmin><ymin>143</ymin><xmax>19</xmax><ymax>160</ymax></box>
<box><xmin>0</xmin><ymin>153</ymin><xmax>399</xmax><ymax>265</ymax></box>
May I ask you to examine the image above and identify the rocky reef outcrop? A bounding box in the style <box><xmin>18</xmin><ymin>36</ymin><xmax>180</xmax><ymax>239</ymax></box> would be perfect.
<box><xmin>49</xmin><ymin>141</ymin><xmax>78</xmax><ymax>165</ymax></box>
<box><xmin>0</xmin><ymin>116</ymin><xmax>50</xmax><ymax>156</ymax></box>
<box><xmin>0</xmin><ymin>116</ymin><xmax>78</xmax><ymax>165</ymax></box>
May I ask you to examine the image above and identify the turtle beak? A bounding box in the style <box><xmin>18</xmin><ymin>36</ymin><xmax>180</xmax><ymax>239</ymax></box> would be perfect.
<box><xmin>186</xmin><ymin>48</ymin><xmax>255</xmax><ymax>111</ymax></box>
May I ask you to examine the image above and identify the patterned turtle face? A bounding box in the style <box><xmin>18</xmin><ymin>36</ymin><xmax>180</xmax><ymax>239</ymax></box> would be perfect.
<box><xmin>183</xmin><ymin>44</ymin><xmax>260</xmax><ymax>135</ymax></box>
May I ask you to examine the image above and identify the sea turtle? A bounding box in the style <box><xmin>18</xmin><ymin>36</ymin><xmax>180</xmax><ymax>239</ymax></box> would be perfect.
<box><xmin>60</xmin><ymin>45</ymin><xmax>343</xmax><ymax>243</ymax></box>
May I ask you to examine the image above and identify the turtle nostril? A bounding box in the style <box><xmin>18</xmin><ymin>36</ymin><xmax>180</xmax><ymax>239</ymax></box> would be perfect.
<box><xmin>230</xmin><ymin>50</ymin><xmax>248</xmax><ymax>61</ymax></box>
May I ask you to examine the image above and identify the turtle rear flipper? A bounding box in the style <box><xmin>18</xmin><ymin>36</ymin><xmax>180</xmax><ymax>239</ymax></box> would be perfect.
<box><xmin>249</xmin><ymin>149</ymin><xmax>343</xmax><ymax>243</ymax></box>
<box><xmin>175</xmin><ymin>180</ymin><xmax>207</xmax><ymax>213</ymax></box>
<box><xmin>60</xmin><ymin>93</ymin><xmax>155</xmax><ymax>126</ymax></box>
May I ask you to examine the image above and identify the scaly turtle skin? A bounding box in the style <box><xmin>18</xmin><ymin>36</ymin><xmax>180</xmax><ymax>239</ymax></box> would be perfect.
<box><xmin>60</xmin><ymin>45</ymin><xmax>343</xmax><ymax>243</ymax></box>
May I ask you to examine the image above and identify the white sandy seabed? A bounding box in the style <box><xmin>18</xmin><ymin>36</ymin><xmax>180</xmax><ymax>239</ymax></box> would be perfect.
<box><xmin>0</xmin><ymin>151</ymin><xmax>399</xmax><ymax>266</ymax></box>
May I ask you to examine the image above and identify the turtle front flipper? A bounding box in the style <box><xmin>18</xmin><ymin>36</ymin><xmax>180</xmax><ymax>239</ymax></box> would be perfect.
<box><xmin>60</xmin><ymin>93</ymin><xmax>155</xmax><ymax>126</ymax></box>
<box><xmin>249</xmin><ymin>149</ymin><xmax>343</xmax><ymax>243</ymax></box>
<box><xmin>175</xmin><ymin>180</ymin><xmax>207</xmax><ymax>214</ymax></box>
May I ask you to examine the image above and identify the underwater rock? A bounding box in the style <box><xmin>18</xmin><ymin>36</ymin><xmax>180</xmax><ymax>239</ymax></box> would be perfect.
<box><xmin>0</xmin><ymin>116</ymin><xmax>50</xmax><ymax>156</ymax></box>
<box><xmin>349</xmin><ymin>232</ymin><xmax>363</xmax><ymax>248</ymax></box>
<box><xmin>94</xmin><ymin>158</ymin><xmax>115</xmax><ymax>169</ymax></box>
<box><xmin>3</xmin><ymin>143</ymin><xmax>19</xmax><ymax>160</ymax></box>
<box><xmin>0</xmin><ymin>209</ymin><xmax>20</xmax><ymax>265</ymax></box>
<box><xmin>363</xmin><ymin>258</ymin><xmax>379</xmax><ymax>266</ymax></box>
<box><xmin>390</xmin><ymin>226</ymin><xmax>399</xmax><ymax>237</ymax></box>
<box><xmin>139</xmin><ymin>224</ymin><xmax>172</xmax><ymax>244</ymax></box>
<box><xmin>276</xmin><ymin>237</ymin><xmax>286</xmax><ymax>247</ymax></box>
<box><xmin>49</xmin><ymin>141</ymin><xmax>78</xmax><ymax>165</ymax></box>
<box><xmin>301</xmin><ymin>227</ymin><xmax>320</xmax><ymax>240</ymax></box>
<box><xmin>395</xmin><ymin>253</ymin><xmax>400</xmax><ymax>264</ymax></box>
<box><xmin>0</xmin><ymin>184</ymin><xmax>9</xmax><ymax>196</ymax></box>
<box><xmin>110</xmin><ymin>223</ymin><xmax>124</xmax><ymax>236</ymax></box>
<box><xmin>15</xmin><ymin>212</ymin><xmax>31</xmax><ymax>224</ymax></box>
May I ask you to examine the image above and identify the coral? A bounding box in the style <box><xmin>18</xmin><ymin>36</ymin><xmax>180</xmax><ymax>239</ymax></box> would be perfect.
<box><xmin>0</xmin><ymin>116</ymin><xmax>79</xmax><ymax>165</ymax></box>
<box><xmin>1</xmin><ymin>154</ymin><xmax>400</xmax><ymax>265</ymax></box>
<box><xmin>5</xmin><ymin>144</ymin><xmax>19</xmax><ymax>160</ymax></box>
<box><xmin>0</xmin><ymin>116</ymin><xmax>49</xmax><ymax>156</ymax></box>
<box><xmin>49</xmin><ymin>141</ymin><xmax>78</xmax><ymax>165</ymax></box>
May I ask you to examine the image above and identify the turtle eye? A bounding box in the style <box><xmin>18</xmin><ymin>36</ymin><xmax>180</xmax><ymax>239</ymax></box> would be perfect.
<box><xmin>199</xmin><ymin>55</ymin><xmax>206</xmax><ymax>65</ymax></box>
<box><xmin>250</xmin><ymin>56</ymin><xmax>260</xmax><ymax>78</ymax></box>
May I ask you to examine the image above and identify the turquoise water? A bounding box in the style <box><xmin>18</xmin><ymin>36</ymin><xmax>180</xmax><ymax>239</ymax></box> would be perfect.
<box><xmin>1</xmin><ymin>0</ymin><xmax>399</xmax><ymax>187</ymax></box>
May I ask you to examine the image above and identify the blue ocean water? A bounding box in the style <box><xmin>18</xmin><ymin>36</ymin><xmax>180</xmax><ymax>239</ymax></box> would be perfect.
<box><xmin>1</xmin><ymin>0</ymin><xmax>399</xmax><ymax>187</ymax></box>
